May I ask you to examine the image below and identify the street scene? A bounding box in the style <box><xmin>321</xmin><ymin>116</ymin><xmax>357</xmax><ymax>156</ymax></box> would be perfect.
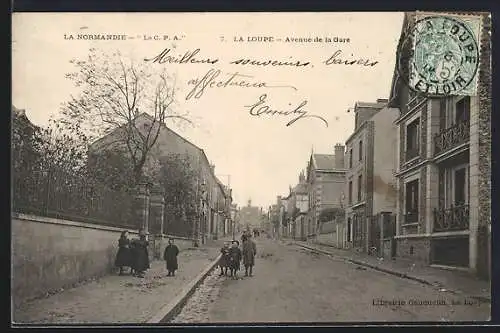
<box><xmin>173</xmin><ymin>237</ymin><xmax>489</xmax><ymax>323</ymax></box>
<box><xmin>11</xmin><ymin>11</ymin><xmax>491</xmax><ymax>325</ymax></box>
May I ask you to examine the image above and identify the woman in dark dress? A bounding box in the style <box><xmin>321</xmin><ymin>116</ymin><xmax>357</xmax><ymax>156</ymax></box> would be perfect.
<box><xmin>115</xmin><ymin>231</ymin><xmax>132</xmax><ymax>275</ymax></box>
<box><xmin>131</xmin><ymin>229</ymin><xmax>150</xmax><ymax>278</ymax></box>
<box><xmin>242</xmin><ymin>235</ymin><xmax>257</xmax><ymax>277</ymax></box>
<box><xmin>163</xmin><ymin>238</ymin><xmax>180</xmax><ymax>276</ymax></box>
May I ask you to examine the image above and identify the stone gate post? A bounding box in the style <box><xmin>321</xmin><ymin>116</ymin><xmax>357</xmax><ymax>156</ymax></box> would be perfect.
<box><xmin>150</xmin><ymin>186</ymin><xmax>166</xmax><ymax>259</ymax></box>
<box><xmin>133</xmin><ymin>182</ymin><xmax>152</xmax><ymax>232</ymax></box>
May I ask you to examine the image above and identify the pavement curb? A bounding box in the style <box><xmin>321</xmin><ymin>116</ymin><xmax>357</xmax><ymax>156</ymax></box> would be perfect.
<box><xmin>146</xmin><ymin>253</ymin><xmax>222</xmax><ymax>324</ymax></box>
<box><xmin>295</xmin><ymin>242</ymin><xmax>491</xmax><ymax>303</ymax></box>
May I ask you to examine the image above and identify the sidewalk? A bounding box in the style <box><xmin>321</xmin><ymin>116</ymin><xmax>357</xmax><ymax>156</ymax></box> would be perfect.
<box><xmin>296</xmin><ymin>240</ymin><xmax>491</xmax><ymax>302</ymax></box>
<box><xmin>13</xmin><ymin>239</ymin><xmax>228</xmax><ymax>324</ymax></box>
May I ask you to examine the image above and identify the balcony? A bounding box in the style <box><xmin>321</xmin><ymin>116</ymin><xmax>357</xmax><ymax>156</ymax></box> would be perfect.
<box><xmin>434</xmin><ymin>120</ymin><xmax>470</xmax><ymax>156</ymax></box>
<box><xmin>405</xmin><ymin>148</ymin><xmax>419</xmax><ymax>161</ymax></box>
<box><xmin>433</xmin><ymin>204</ymin><xmax>470</xmax><ymax>232</ymax></box>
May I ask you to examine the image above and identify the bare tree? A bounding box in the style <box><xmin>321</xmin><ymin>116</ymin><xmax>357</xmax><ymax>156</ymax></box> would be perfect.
<box><xmin>60</xmin><ymin>48</ymin><xmax>192</xmax><ymax>184</ymax></box>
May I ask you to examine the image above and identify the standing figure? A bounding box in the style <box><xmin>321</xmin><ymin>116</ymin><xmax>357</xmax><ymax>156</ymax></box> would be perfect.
<box><xmin>163</xmin><ymin>238</ymin><xmax>180</xmax><ymax>276</ymax></box>
<box><xmin>228</xmin><ymin>240</ymin><xmax>242</xmax><ymax>279</ymax></box>
<box><xmin>131</xmin><ymin>229</ymin><xmax>150</xmax><ymax>278</ymax></box>
<box><xmin>242</xmin><ymin>235</ymin><xmax>257</xmax><ymax>276</ymax></box>
<box><xmin>115</xmin><ymin>230</ymin><xmax>132</xmax><ymax>276</ymax></box>
<box><xmin>218</xmin><ymin>241</ymin><xmax>231</xmax><ymax>276</ymax></box>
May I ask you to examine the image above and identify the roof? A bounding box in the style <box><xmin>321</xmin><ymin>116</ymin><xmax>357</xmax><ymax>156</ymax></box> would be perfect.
<box><xmin>313</xmin><ymin>154</ymin><xmax>336</xmax><ymax>170</ymax></box>
<box><xmin>293</xmin><ymin>183</ymin><xmax>308</xmax><ymax>193</ymax></box>
<box><xmin>12</xmin><ymin>105</ymin><xmax>37</xmax><ymax>129</ymax></box>
<box><xmin>354</xmin><ymin>102</ymin><xmax>386</xmax><ymax>109</ymax></box>
<box><xmin>215</xmin><ymin>177</ymin><xmax>232</xmax><ymax>198</ymax></box>
<box><xmin>90</xmin><ymin>112</ymin><xmax>230</xmax><ymax>188</ymax></box>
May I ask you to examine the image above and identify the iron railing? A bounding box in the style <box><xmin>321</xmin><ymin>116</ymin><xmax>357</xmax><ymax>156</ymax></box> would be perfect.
<box><xmin>12</xmin><ymin>166</ymin><xmax>136</xmax><ymax>229</ymax></box>
<box><xmin>405</xmin><ymin>148</ymin><xmax>419</xmax><ymax>161</ymax></box>
<box><xmin>433</xmin><ymin>204</ymin><xmax>470</xmax><ymax>232</ymax></box>
<box><xmin>434</xmin><ymin>120</ymin><xmax>470</xmax><ymax>155</ymax></box>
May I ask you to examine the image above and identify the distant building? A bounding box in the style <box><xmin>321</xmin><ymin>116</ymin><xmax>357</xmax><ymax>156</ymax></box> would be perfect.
<box><xmin>12</xmin><ymin>105</ymin><xmax>39</xmax><ymax>165</ymax></box>
<box><xmin>343</xmin><ymin>99</ymin><xmax>399</xmax><ymax>252</ymax></box>
<box><xmin>286</xmin><ymin>171</ymin><xmax>309</xmax><ymax>240</ymax></box>
<box><xmin>305</xmin><ymin>145</ymin><xmax>346</xmax><ymax>239</ymax></box>
<box><xmin>239</xmin><ymin>199</ymin><xmax>262</xmax><ymax>232</ymax></box>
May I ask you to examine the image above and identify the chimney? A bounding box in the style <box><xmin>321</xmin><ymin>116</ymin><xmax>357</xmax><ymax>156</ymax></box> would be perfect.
<box><xmin>299</xmin><ymin>170</ymin><xmax>306</xmax><ymax>183</ymax></box>
<box><xmin>210</xmin><ymin>164</ymin><xmax>215</xmax><ymax>173</ymax></box>
<box><xmin>334</xmin><ymin>143</ymin><xmax>345</xmax><ymax>169</ymax></box>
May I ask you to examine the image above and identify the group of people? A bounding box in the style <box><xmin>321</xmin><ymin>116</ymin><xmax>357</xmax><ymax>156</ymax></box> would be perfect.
<box><xmin>114</xmin><ymin>229</ymin><xmax>151</xmax><ymax>278</ymax></box>
<box><xmin>114</xmin><ymin>229</ymin><xmax>180</xmax><ymax>278</ymax></box>
<box><xmin>116</xmin><ymin>228</ymin><xmax>261</xmax><ymax>280</ymax></box>
<box><xmin>218</xmin><ymin>231</ymin><xmax>257</xmax><ymax>279</ymax></box>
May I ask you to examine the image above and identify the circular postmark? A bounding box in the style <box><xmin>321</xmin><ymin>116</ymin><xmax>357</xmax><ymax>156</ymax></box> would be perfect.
<box><xmin>397</xmin><ymin>15</ymin><xmax>480</xmax><ymax>97</ymax></box>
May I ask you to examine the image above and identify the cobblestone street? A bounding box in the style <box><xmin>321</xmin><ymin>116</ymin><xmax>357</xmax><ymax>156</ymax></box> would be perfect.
<box><xmin>172</xmin><ymin>238</ymin><xmax>490</xmax><ymax>323</ymax></box>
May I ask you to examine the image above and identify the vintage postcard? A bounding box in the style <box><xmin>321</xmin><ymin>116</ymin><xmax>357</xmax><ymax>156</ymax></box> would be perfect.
<box><xmin>11</xmin><ymin>12</ymin><xmax>491</xmax><ymax>324</ymax></box>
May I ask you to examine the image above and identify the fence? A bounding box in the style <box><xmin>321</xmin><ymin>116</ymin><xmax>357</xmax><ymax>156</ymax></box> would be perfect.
<box><xmin>12</xmin><ymin>166</ymin><xmax>136</xmax><ymax>229</ymax></box>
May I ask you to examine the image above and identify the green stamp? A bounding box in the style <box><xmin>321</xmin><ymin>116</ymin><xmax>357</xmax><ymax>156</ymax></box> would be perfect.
<box><xmin>409</xmin><ymin>13</ymin><xmax>482</xmax><ymax>96</ymax></box>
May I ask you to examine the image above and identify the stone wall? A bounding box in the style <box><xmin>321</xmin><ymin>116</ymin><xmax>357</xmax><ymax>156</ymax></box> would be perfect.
<box><xmin>12</xmin><ymin>213</ymin><xmax>194</xmax><ymax>307</ymax></box>
<box><xmin>395</xmin><ymin>237</ymin><xmax>430</xmax><ymax>264</ymax></box>
<box><xmin>476</xmin><ymin>13</ymin><xmax>492</xmax><ymax>280</ymax></box>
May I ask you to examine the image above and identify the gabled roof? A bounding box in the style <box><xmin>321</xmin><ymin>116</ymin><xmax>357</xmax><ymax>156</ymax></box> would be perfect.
<box><xmin>89</xmin><ymin>112</ymin><xmax>230</xmax><ymax>188</ymax></box>
<box><xmin>313</xmin><ymin>154</ymin><xmax>336</xmax><ymax>171</ymax></box>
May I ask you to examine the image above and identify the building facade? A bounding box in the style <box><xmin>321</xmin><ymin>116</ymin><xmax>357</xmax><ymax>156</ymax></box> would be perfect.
<box><xmin>390</xmin><ymin>13</ymin><xmax>491</xmax><ymax>278</ymax></box>
<box><xmin>344</xmin><ymin>100</ymin><xmax>399</xmax><ymax>252</ymax></box>
<box><xmin>89</xmin><ymin>113</ymin><xmax>232</xmax><ymax>243</ymax></box>
<box><xmin>306</xmin><ymin>145</ymin><xmax>346</xmax><ymax>239</ymax></box>
<box><xmin>291</xmin><ymin>172</ymin><xmax>309</xmax><ymax>240</ymax></box>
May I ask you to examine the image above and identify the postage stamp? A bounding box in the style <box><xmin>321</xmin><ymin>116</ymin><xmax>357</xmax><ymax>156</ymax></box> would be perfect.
<box><xmin>409</xmin><ymin>12</ymin><xmax>482</xmax><ymax>96</ymax></box>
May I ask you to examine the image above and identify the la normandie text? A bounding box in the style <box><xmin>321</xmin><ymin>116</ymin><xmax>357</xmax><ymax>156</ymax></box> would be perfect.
<box><xmin>64</xmin><ymin>34</ymin><xmax>127</xmax><ymax>41</ymax></box>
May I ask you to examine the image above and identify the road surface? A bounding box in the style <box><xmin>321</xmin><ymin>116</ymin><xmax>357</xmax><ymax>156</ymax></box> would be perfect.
<box><xmin>171</xmin><ymin>238</ymin><xmax>490</xmax><ymax>323</ymax></box>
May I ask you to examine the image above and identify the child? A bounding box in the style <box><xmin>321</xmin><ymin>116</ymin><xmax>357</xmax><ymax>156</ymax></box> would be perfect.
<box><xmin>218</xmin><ymin>241</ymin><xmax>230</xmax><ymax>276</ymax></box>
<box><xmin>228</xmin><ymin>240</ymin><xmax>242</xmax><ymax>279</ymax></box>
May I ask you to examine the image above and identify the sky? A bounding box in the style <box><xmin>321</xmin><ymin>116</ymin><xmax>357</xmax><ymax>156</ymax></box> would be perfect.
<box><xmin>12</xmin><ymin>12</ymin><xmax>404</xmax><ymax>209</ymax></box>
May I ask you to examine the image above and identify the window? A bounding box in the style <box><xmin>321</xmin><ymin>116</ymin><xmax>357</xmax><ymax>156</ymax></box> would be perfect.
<box><xmin>406</xmin><ymin>118</ymin><xmax>420</xmax><ymax>160</ymax></box>
<box><xmin>405</xmin><ymin>179</ymin><xmax>419</xmax><ymax>223</ymax></box>
<box><xmin>349</xmin><ymin>149</ymin><xmax>353</xmax><ymax>168</ymax></box>
<box><xmin>357</xmin><ymin>174</ymin><xmax>363</xmax><ymax>202</ymax></box>
<box><xmin>444</xmin><ymin>165</ymin><xmax>469</xmax><ymax>208</ymax></box>
<box><xmin>454</xmin><ymin>168</ymin><xmax>466</xmax><ymax>206</ymax></box>
<box><xmin>348</xmin><ymin>181</ymin><xmax>353</xmax><ymax>204</ymax></box>
<box><xmin>347</xmin><ymin>217</ymin><xmax>352</xmax><ymax>242</ymax></box>
<box><xmin>455</xmin><ymin>97</ymin><xmax>470</xmax><ymax>124</ymax></box>
<box><xmin>359</xmin><ymin>140</ymin><xmax>363</xmax><ymax>161</ymax></box>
